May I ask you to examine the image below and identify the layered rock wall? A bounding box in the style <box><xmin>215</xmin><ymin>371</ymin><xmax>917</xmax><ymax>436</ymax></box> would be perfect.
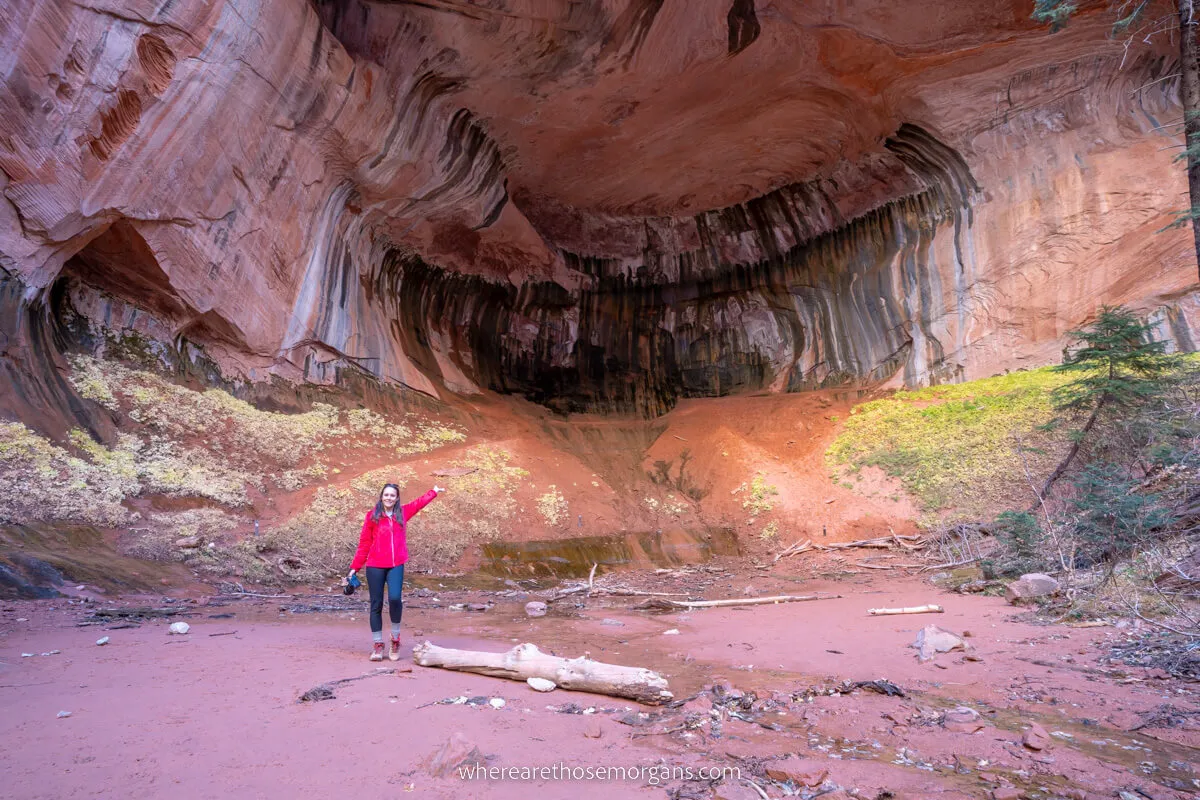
<box><xmin>1</xmin><ymin>0</ymin><xmax>1197</xmax><ymax>421</ymax></box>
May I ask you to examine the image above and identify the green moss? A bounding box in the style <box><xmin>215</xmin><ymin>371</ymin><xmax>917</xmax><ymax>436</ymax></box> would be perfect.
<box><xmin>826</xmin><ymin>367</ymin><xmax>1071</xmax><ymax>519</ymax></box>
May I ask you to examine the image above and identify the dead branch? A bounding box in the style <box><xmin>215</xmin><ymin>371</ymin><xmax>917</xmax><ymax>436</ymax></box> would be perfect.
<box><xmin>868</xmin><ymin>605</ymin><xmax>944</xmax><ymax>616</ymax></box>
<box><xmin>635</xmin><ymin>594</ymin><xmax>841</xmax><ymax>611</ymax></box>
<box><xmin>297</xmin><ymin>666</ymin><xmax>406</xmax><ymax>702</ymax></box>
<box><xmin>773</xmin><ymin>538</ymin><xmax>812</xmax><ymax>562</ymax></box>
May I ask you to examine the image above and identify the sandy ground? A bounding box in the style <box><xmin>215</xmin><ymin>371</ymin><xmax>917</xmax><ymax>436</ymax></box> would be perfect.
<box><xmin>2</xmin><ymin>562</ymin><xmax>1197</xmax><ymax>800</ymax></box>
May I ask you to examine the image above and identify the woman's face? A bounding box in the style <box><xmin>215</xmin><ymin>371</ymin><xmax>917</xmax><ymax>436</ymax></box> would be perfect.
<box><xmin>381</xmin><ymin>486</ymin><xmax>398</xmax><ymax>510</ymax></box>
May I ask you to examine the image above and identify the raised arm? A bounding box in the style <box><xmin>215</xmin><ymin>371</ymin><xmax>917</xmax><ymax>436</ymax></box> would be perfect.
<box><xmin>349</xmin><ymin>511</ymin><xmax>376</xmax><ymax>573</ymax></box>
<box><xmin>401</xmin><ymin>487</ymin><xmax>442</xmax><ymax>522</ymax></box>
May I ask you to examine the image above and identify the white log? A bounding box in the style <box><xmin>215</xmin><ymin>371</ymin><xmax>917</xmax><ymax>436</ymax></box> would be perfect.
<box><xmin>411</xmin><ymin>641</ymin><xmax>673</xmax><ymax>704</ymax></box>
<box><xmin>867</xmin><ymin>605</ymin><xmax>944</xmax><ymax>616</ymax></box>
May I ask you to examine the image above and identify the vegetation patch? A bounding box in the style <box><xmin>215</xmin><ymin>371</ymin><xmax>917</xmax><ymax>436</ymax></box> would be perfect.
<box><xmin>0</xmin><ymin>422</ymin><xmax>134</xmax><ymax>526</ymax></box>
<box><xmin>68</xmin><ymin>355</ymin><xmax>464</xmax><ymax>474</ymax></box>
<box><xmin>826</xmin><ymin>368</ymin><xmax>1072</xmax><ymax>519</ymax></box>
<box><xmin>536</xmin><ymin>485</ymin><xmax>568</xmax><ymax>526</ymax></box>
<box><xmin>413</xmin><ymin>446</ymin><xmax>529</xmax><ymax>568</ymax></box>
<box><xmin>734</xmin><ymin>474</ymin><xmax>778</xmax><ymax>519</ymax></box>
<box><xmin>230</xmin><ymin>467</ymin><xmax>417</xmax><ymax>584</ymax></box>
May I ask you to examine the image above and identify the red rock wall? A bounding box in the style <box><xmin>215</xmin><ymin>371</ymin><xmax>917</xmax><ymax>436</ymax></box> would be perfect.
<box><xmin>1</xmin><ymin>0</ymin><xmax>1197</xmax><ymax>417</ymax></box>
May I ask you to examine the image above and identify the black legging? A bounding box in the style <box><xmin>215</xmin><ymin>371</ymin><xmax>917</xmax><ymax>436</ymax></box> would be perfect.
<box><xmin>365</xmin><ymin>565</ymin><xmax>405</xmax><ymax>634</ymax></box>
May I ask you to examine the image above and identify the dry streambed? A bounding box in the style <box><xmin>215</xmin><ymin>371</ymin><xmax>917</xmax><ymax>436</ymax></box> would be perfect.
<box><xmin>0</xmin><ymin>569</ymin><xmax>1197</xmax><ymax>800</ymax></box>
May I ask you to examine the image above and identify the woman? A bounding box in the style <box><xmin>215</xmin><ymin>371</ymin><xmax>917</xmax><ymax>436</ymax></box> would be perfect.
<box><xmin>347</xmin><ymin>482</ymin><xmax>444</xmax><ymax>661</ymax></box>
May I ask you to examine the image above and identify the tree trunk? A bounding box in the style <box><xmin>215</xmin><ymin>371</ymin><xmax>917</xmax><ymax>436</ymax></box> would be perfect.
<box><xmin>1179</xmin><ymin>0</ymin><xmax>1200</xmax><ymax>279</ymax></box>
<box><xmin>411</xmin><ymin>641</ymin><xmax>674</xmax><ymax>704</ymax></box>
<box><xmin>1037</xmin><ymin>398</ymin><xmax>1106</xmax><ymax>503</ymax></box>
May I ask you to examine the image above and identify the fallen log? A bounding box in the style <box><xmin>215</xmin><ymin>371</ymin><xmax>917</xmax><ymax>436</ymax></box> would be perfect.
<box><xmin>635</xmin><ymin>594</ymin><xmax>840</xmax><ymax>612</ymax></box>
<box><xmin>412</xmin><ymin>641</ymin><xmax>673</xmax><ymax>705</ymax></box>
<box><xmin>867</xmin><ymin>605</ymin><xmax>944</xmax><ymax>616</ymax></box>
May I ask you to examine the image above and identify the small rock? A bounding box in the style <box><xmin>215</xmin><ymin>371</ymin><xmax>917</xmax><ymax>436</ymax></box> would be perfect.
<box><xmin>943</xmin><ymin>705</ymin><xmax>986</xmax><ymax>733</ymax></box>
<box><xmin>1118</xmin><ymin>793</ymin><xmax>1141</xmax><ymax>800</ymax></box>
<box><xmin>663</xmin><ymin>629</ymin><xmax>680</xmax><ymax>635</ymax></box>
<box><xmin>1022</xmin><ymin>722</ymin><xmax>1051</xmax><ymax>750</ymax></box>
<box><xmin>524</xmin><ymin>601</ymin><xmax>547</xmax><ymax>618</ymax></box>
<box><xmin>488</xmin><ymin>698</ymin><xmax>505</xmax><ymax>709</ymax></box>
<box><xmin>168</xmin><ymin>622</ymin><xmax>190</xmax><ymax>635</ymax></box>
<box><xmin>425</xmin><ymin>732</ymin><xmax>486</xmax><ymax>778</ymax></box>
<box><xmin>1005</xmin><ymin>573</ymin><xmax>1061</xmax><ymax>604</ymax></box>
<box><xmin>96</xmin><ymin>637</ymin><xmax>109</xmax><ymax>646</ymax></box>
<box><xmin>991</xmin><ymin>788</ymin><xmax>1022</xmax><ymax>800</ymax></box>
<box><xmin>600</xmin><ymin>618</ymin><xmax>625</xmax><ymax>627</ymax></box>
<box><xmin>41</xmin><ymin>650</ymin><xmax>60</xmax><ymax>656</ymax></box>
<box><xmin>911</xmin><ymin>625</ymin><xmax>969</xmax><ymax>662</ymax></box>
<box><xmin>944</xmin><ymin>706</ymin><xmax>980</xmax><ymax>724</ymax></box>
<box><xmin>527</xmin><ymin>677</ymin><xmax>556</xmax><ymax>692</ymax></box>
<box><xmin>56</xmin><ymin>711</ymin><xmax>71</xmax><ymax>719</ymax></box>
<box><xmin>16</xmin><ymin>617</ymin><xmax>28</xmax><ymax>622</ymax></box>
<box><xmin>764</xmin><ymin>757</ymin><xmax>827</xmax><ymax>786</ymax></box>
<box><xmin>175</xmin><ymin>536</ymin><xmax>201</xmax><ymax>548</ymax></box>
<box><xmin>583</xmin><ymin>722</ymin><xmax>603</xmax><ymax>739</ymax></box>
<box><xmin>21</xmin><ymin>653</ymin><xmax>34</xmax><ymax>658</ymax></box>
<box><xmin>714</xmin><ymin>781</ymin><xmax>763</xmax><ymax>800</ymax></box>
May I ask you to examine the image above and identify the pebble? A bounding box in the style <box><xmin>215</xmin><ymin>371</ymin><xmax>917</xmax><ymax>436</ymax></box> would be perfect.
<box><xmin>488</xmin><ymin>698</ymin><xmax>506</xmax><ymax>709</ymax></box>
<box><xmin>524</xmin><ymin>601</ymin><xmax>547</xmax><ymax>618</ymax></box>
<box><xmin>527</xmin><ymin>677</ymin><xmax>556</xmax><ymax>692</ymax></box>
<box><xmin>96</xmin><ymin>637</ymin><xmax>110</xmax><ymax>646</ymax></box>
<box><xmin>56</xmin><ymin>711</ymin><xmax>71</xmax><ymax>719</ymax></box>
<box><xmin>168</xmin><ymin>622</ymin><xmax>190</xmax><ymax>635</ymax></box>
<box><xmin>663</xmin><ymin>629</ymin><xmax>680</xmax><ymax>635</ymax></box>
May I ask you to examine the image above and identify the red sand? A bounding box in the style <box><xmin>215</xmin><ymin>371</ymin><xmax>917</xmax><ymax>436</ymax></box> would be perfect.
<box><xmin>2</xmin><ymin>567</ymin><xmax>1197</xmax><ymax>800</ymax></box>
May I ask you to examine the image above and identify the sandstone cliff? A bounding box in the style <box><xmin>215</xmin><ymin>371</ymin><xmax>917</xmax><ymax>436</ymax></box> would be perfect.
<box><xmin>1</xmin><ymin>0</ymin><xmax>1197</xmax><ymax>421</ymax></box>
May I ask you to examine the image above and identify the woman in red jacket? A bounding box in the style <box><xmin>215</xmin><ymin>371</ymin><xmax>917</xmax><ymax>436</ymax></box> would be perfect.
<box><xmin>346</xmin><ymin>482</ymin><xmax>443</xmax><ymax>661</ymax></box>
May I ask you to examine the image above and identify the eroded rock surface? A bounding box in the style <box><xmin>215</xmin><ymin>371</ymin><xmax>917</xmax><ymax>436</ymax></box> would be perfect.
<box><xmin>1</xmin><ymin>1</ymin><xmax>1197</xmax><ymax>420</ymax></box>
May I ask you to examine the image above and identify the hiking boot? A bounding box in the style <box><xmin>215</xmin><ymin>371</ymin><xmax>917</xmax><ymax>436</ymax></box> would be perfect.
<box><xmin>389</xmin><ymin>636</ymin><xmax>402</xmax><ymax>661</ymax></box>
<box><xmin>370</xmin><ymin>641</ymin><xmax>385</xmax><ymax>661</ymax></box>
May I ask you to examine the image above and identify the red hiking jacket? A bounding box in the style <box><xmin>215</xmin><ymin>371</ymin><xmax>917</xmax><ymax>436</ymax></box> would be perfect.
<box><xmin>349</xmin><ymin>489</ymin><xmax>438</xmax><ymax>570</ymax></box>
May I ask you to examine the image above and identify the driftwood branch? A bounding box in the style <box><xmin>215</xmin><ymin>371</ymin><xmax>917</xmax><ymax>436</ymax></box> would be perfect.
<box><xmin>635</xmin><ymin>594</ymin><xmax>840</xmax><ymax>612</ymax></box>
<box><xmin>868</xmin><ymin>605</ymin><xmax>945</xmax><ymax>616</ymax></box>
<box><xmin>297</xmin><ymin>666</ymin><xmax>408</xmax><ymax>702</ymax></box>
<box><xmin>412</xmin><ymin>641</ymin><xmax>673</xmax><ymax>704</ymax></box>
<box><xmin>773</xmin><ymin>539</ymin><xmax>812</xmax><ymax>562</ymax></box>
